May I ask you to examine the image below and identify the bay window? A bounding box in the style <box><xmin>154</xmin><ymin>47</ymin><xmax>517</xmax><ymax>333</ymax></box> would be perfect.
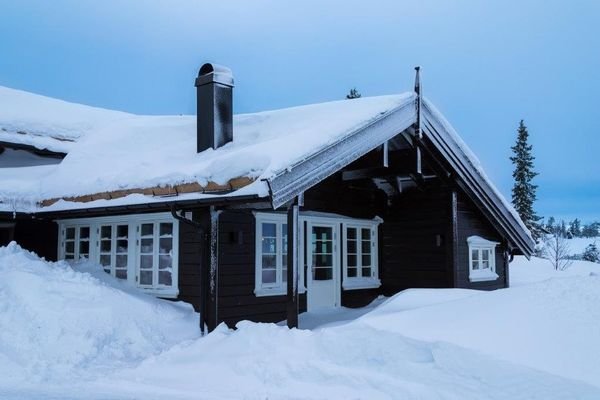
<box><xmin>58</xmin><ymin>213</ymin><xmax>178</xmax><ymax>298</ymax></box>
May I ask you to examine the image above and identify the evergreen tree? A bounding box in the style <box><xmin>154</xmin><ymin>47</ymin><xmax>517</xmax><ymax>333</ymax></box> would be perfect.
<box><xmin>582</xmin><ymin>222</ymin><xmax>600</xmax><ymax>238</ymax></box>
<box><xmin>510</xmin><ymin>120</ymin><xmax>541</xmax><ymax>239</ymax></box>
<box><xmin>569</xmin><ymin>218</ymin><xmax>581</xmax><ymax>238</ymax></box>
<box><xmin>546</xmin><ymin>216</ymin><xmax>555</xmax><ymax>232</ymax></box>
<box><xmin>581</xmin><ymin>243</ymin><xmax>599</xmax><ymax>263</ymax></box>
<box><xmin>346</xmin><ymin>88</ymin><xmax>361</xmax><ymax>99</ymax></box>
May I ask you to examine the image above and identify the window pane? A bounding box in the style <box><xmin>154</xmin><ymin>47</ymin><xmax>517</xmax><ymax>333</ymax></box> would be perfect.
<box><xmin>262</xmin><ymin>269</ymin><xmax>276</xmax><ymax>284</ymax></box>
<box><xmin>159</xmin><ymin>223</ymin><xmax>173</xmax><ymax>237</ymax></box>
<box><xmin>282</xmin><ymin>267</ymin><xmax>287</xmax><ymax>283</ymax></box>
<box><xmin>262</xmin><ymin>255</ymin><xmax>276</xmax><ymax>268</ymax></box>
<box><xmin>159</xmin><ymin>254</ymin><xmax>172</xmax><ymax>269</ymax></box>
<box><xmin>347</xmin><ymin>267</ymin><xmax>357</xmax><ymax>277</ymax></box>
<box><xmin>140</xmin><ymin>255</ymin><xmax>153</xmax><ymax>269</ymax></box>
<box><xmin>100</xmin><ymin>240</ymin><xmax>111</xmax><ymax>252</ymax></box>
<box><xmin>472</xmin><ymin>249</ymin><xmax>479</xmax><ymax>261</ymax></box>
<box><xmin>262</xmin><ymin>223</ymin><xmax>276</xmax><ymax>237</ymax></box>
<box><xmin>482</xmin><ymin>249</ymin><xmax>490</xmax><ymax>262</ymax></box>
<box><xmin>347</xmin><ymin>240</ymin><xmax>357</xmax><ymax>254</ymax></box>
<box><xmin>158</xmin><ymin>271</ymin><xmax>172</xmax><ymax>286</ymax></box>
<box><xmin>361</xmin><ymin>228</ymin><xmax>371</xmax><ymax>241</ymax></box>
<box><xmin>361</xmin><ymin>240</ymin><xmax>371</xmax><ymax>254</ymax></box>
<box><xmin>282</xmin><ymin>254</ymin><xmax>287</xmax><ymax>267</ymax></box>
<box><xmin>282</xmin><ymin>224</ymin><xmax>287</xmax><ymax>254</ymax></box>
<box><xmin>261</xmin><ymin>237</ymin><xmax>277</xmax><ymax>254</ymax></box>
<box><xmin>481</xmin><ymin>260</ymin><xmax>490</xmax><ymax>269</ymax></box>
<box><xmin>140</xmin><ymin>270</ymin><xmax>153</xmax><ymax>285</ymax></box>
<box><xmin>65</xmin><ymin>241</ymin><xmax>74</xmax><ymax>253</ymax></box>
<box><xmin>141</xmin><ymin>223</ymin><xmax>154</xmax><ymax>237</ymax></box>
<box><xmin>361</xmin><ymin>254</ymin><xmax>371</xmax><ymax>267</ymax></box>
<box><xmin>362</xmin><ymin>267</ymin><xmax>372</xmax><ymax>277</ymax></box>
<box><xmin>79</xmin><ymin>227</ymin><xmax>90</xmax><ymax>239</ymax></box>
<box><xmin>79</xmin><ymin>241</ymin><xmax>89</xmax><ymax>255</ymax></box>
<box><xmin>101</xmin><ymin>226</ymin><xmax>112</xmax><ymax>239</ymax></box>
<box><xmin>141</xmin><ymin>238</ymin><xmax>153</xmax><ymax>253</ymax></box>
<box><xmin>159</xmin><ymin>238</ymin><xmax>173</xmax><ymax>254</ymax></box>
<box><xmin>347</xmin><ymin>227</ymin><xmax>357</xmax><ymax>240</ymax></box>
<box><xmin>100</xmin><ymin>255</ymin><xmax>111</xmax><ymax>267</ymax></box>
<box><xmin>116</xmin><ymin>225</ymin><xmax>128</xmax><ymax>238</ymax></box>
<box><xmin>314</xmin><ymin>254</ymin><xmax>332</xmax><ymax>267</ymax></box>
<box><xmin>116</xmin><ymin>255</ymin><xmax>127</xmax><ymax>268</ymax></box>
<box><xmin>347</xmin><ymin>254</ymin><xmax>357</xmax><ymax>267</ymax></box>
<box><xmin>472</xmin><ymin>260</ymin><xmax>480</xmax><ymax>270</ymax></box>
<box><xmin>116</xmin><ymin>240</ymin><xmax>128</xmax><ymax>253</ymax></box>
<box><xmin>116</xmin><ymin>269</ymin><xmax>127</xmax><ymax>280</ymax></box>
<box><xmin>66</xmin><ymin>227</ymin><xmax>75</xmax><ymax>240</ymax></box>
<box><xmin>65</xmin><ymin>254</ymin><xmax>75</xmax><ymax>260</ymax></box>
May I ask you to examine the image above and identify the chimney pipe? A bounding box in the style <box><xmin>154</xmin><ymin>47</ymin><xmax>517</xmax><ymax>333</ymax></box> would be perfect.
<box><xmin>195</xmin><ymin>63</ymin><xmax>234</xmax><ymax>153</ymax></box>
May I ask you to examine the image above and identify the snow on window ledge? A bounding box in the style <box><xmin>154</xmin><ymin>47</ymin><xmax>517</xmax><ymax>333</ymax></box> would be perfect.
<box><xmin>143</xmin><ymin>288</ymin><xmax>179</xmax><ymax>299</ymax></box>
<box><xmin>469</xmin><ymin>270</ymin><xmax>499</xmax><ymax>283</ymax></box>
<box><xmin>254</xmin><ymin>288</ymin><xmax>286</xmax><ymax>297</ymax></box>
<box><xmin>343</xmin><ymin>278</ymin><xmax>381</xmax><ymax>291</ymax></box>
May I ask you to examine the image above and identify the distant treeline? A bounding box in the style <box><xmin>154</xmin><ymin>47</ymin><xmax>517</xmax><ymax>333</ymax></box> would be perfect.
<box><xmin>544</xmin><ymin>217</ymin><xmax>599</xmax><ymax>238</ymax></box>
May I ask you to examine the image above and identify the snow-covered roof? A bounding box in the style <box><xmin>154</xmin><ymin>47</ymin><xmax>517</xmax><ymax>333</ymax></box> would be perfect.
<box><xmin>0</xmin><ymin>85</ymin><xmax>534</xmax><ymax>255</ymax></box>
<box><xmin>0</xmin><ymin>86</ymin><xmax>131</xmax><ymax>153</ymax></box>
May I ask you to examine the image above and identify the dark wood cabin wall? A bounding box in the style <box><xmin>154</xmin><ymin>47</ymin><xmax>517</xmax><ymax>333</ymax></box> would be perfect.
<box><xmin>177</xmin><ymin>219</ymin><xmax>203</xmax><ymax>312</ymax></box>
<box><xmin>456</xmin><ymin>191</ymin><xmax>508</xmax><ymax>290</ymax></box>
<box><xmin>13</xmin><ymin>219</ymin><xmax>58</xmax><ymax>261</ymax></box>
<box><xmin>380</xmin><ymin>184</ymin><xmax>451</xmax><ymax>294</ymax></box>
<box><xmin>216</xmin><ymin>210</ymin><xmax>307</xmax><ymax>328</ymax></box>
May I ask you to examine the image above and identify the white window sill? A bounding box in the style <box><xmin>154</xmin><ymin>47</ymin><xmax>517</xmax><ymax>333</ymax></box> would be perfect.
<box><xmin>343</xmin><ymin>278</ymin><xmax>381</xmax><ymax>290</ymax></box>
<box><xmin>140</xmin><ymin>288</ymin><xmax>179</xmax><ymax>299</ymax></box>
<box><xmin>255</xmin><ymin>288</ymin><xmax>286</xmax><ymax>297</ymax></box>
<box><xmin>255</xmin><ymin>286</ymin><xmax>307</xmax><ymax>297</ymax></box>
<box><xmin>469</xmin><ymin>270</ymin><xmax>499</xmax><ymax>283</ymax></box>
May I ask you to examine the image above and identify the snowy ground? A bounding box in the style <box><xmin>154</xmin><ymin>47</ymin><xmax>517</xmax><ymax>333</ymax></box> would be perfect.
<box><xmin>1</xmin><ymin>244</ymin><xmax>599</xmax><ymax>399</ymax></box>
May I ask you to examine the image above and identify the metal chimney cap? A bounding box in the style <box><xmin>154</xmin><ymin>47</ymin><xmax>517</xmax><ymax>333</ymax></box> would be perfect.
<box><xmin>195</xmin><ymin>63</ymin><xmax>234</xmax><ymax>87</ymax></box>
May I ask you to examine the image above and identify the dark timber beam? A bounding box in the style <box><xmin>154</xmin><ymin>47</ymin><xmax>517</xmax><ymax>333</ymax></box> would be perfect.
<box><xmin>286</xmin><ymin>196</ymin><xmax>300</xmax><ymax>329</ymax></box>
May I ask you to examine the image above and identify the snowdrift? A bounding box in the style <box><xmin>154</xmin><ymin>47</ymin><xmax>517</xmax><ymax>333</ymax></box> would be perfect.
<box><xmin>0</xmin><ymin>242</ymin><xmax>199</xmax><ymax>384</ymax></box>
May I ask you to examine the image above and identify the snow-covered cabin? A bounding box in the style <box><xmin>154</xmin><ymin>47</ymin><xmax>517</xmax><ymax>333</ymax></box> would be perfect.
<box><xmin>0</xmin><ymin>64</ymin><xmax>534</xmax><ymax>331</ymax></box>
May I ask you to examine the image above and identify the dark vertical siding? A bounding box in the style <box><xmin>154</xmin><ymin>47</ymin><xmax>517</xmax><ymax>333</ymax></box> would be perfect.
<box><xmin>177</xmin><ymin>217</ymin><xmax>204</xmax><ymax>312</ymax></box>
<box><xmin>13</xmin><ymin>219</ymin><xmax>58</xmax><ymax>261</ymax></box>
<box><xmin>380</xmin><ymin>184</ymin><xmax>451</xmax><ymax>294</ymax></box>
<box><xmin>456</xmin><ymin>191</ymin><xmax>508</xmax><ymax>290</ymax></box>
<box><xmin>216</xmin><ymin>210</ymin><xmax>307</xmax><ymax>328</ymax></box>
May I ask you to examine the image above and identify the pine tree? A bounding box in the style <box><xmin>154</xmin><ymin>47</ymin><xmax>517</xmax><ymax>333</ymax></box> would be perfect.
<box><xmin>581</xmin><ymin>243</ymin><xmax>599</xmax><ymax>263</ymax></box>
<box><xmin>546</xmin><ymin>216</ymin><xmax>555</xmax><ymax>232</ymax></box>
<box><xmin>510</xmin><ymin>120</ymin><xmax>541</xmax><ymax>239</ymax></box>
<box><xmin>346</xmin><ymin>88</ymin><xmax>361</xmax><ymax>99</ymax></box>
<box><xmin>569</xmin><ymin>218</ymin><xmax>581</xmax><ymax>238</ymax></box>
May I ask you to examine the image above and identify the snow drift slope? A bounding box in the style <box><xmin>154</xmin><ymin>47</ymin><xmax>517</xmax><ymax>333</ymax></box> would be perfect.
<box><xmin>359</xmin><ymin>257</ymin><xmax>600</xmax><ymax>388</ymax></box>
<box><xmin>0</xmin><ymin>242</ymin><xmax>199</xmax><ymax>384</ymax></box>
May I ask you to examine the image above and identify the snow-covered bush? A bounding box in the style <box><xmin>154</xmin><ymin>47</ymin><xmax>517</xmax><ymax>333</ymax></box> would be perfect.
<box><xmin>581</xmin><ymin>243</ymin><xmax>600</xmax><ymax>263</ymax></box>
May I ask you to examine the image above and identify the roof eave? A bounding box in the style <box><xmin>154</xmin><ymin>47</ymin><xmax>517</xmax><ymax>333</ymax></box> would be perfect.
<box><xmin>267</xmin><ymin>99</ymin><xmax>417</xmax><ymax>209</ymax></box>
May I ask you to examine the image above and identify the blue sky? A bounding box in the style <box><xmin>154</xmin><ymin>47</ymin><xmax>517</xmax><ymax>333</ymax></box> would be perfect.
<box><xmin>1</xmin><ymin>0</ymin><xmax>598</xmax><ymax>222</ymax></box>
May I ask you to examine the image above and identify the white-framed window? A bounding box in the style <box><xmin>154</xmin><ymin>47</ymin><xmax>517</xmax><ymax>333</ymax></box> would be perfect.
<box><xmin>342</xmin><ymin>221</ymin><xmax>381</xmax><ymax>290</ymax></box>
<box><xmin>254</xmin><ymin>213</ymin><xmax>288</xmax><ymax>296</ymax></box>
<box><xmin>57</xmin><ymin>212</ymin><xmax>179</xmax><ymax>298</ymax></box>
<box><xmin>467</xmin><ymin>235</ymin><xmax>499</xmax><ymax>282</ymax></box>
<box><xmin>254</xmin><ymin>212</ymin><xmax>381</xmax><ymax>296</ymax></box>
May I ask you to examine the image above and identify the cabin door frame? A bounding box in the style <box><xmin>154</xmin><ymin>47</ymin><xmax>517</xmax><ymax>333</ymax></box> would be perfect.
<box><xmin>305</xmin><ymin>218</ymin><xmax>340</xmax><ymax>311</ymax></box>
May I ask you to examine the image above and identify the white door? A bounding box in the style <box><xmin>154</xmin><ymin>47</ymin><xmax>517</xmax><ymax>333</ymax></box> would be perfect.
<box><xmin>307</xmin><ymin>222</ymin><xmax>339</xmax><ymax>311</ymax></box>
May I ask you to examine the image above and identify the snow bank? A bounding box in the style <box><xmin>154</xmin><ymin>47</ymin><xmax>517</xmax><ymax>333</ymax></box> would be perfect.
<box><xmin>95</xmin><ymin>320</ymin><xmax>599</xmax><ymax>400</ymax></box>
<box><xmin>358</xmin><ymin>257</ymin><xmax>600</xmax><ymax>388</ymax></box>
<box><xmin>0</xmin><ymin>242</ymin><xmax>199</xmax><ymax>384</ymax></box>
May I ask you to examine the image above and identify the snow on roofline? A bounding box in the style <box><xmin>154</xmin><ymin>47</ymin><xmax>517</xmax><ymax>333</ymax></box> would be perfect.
<box><xmin>0</xmin><ymin>85</ymin><xmax>132</xmax><ymax>153</ymax></box>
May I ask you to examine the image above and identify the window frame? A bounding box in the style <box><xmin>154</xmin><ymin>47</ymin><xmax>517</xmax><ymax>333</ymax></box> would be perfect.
<box><xmin>467</xmin><ymin>235</ymin><xmax>500</xmax><ymax>282</ymax></box>
<box><xmin>254</xmin><ymin>212</ymin><xmax>381</xmax><ymax>297</ymax></box>
<box><xmin>254</xmin><ymin>213</ymin><xmax>288</xmax><ymax>297</ymax></box>
<box><xmin>57</xmin><ymin>212</ymin><xmax>179</xmax><ymax>298</ymax></box>
<box><xmin>342</xmin><ymin>220</ymin><xmax>381</xmax><ymax>290</ymax></box>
